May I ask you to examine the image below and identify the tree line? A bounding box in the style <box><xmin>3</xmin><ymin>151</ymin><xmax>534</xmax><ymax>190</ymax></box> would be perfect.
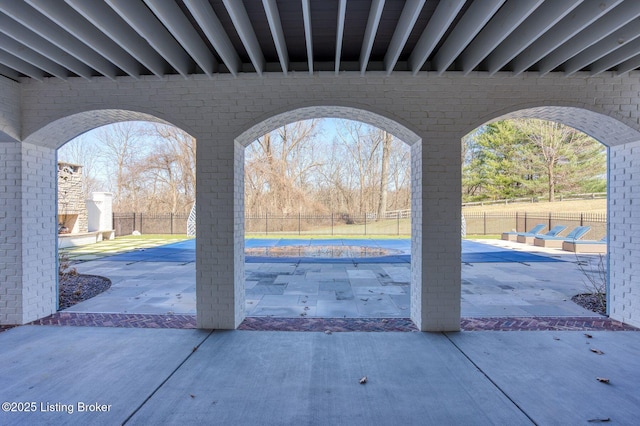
<box><xmin>58</xmin><ymin>118</ymin><xmax>606</xmax><ymax>216</ymax></box>
<box><xmin>245</xmin><ymin>119</ymin><xmax>410</xmax><ymax>216</ymax></box>
<box><xmin>58</xmin><ymin>119</ymin><xmax>411</xmax><ymax>217</ymax></box>
<box><xmin>59</xmin><ymin>122</ymin><xmax>196</xmax><ymax>214</ymax></box>
<box><xmin>462</xmin><ymin>119</ymin><xmax>606</xmax><ymax>203</ymax></box>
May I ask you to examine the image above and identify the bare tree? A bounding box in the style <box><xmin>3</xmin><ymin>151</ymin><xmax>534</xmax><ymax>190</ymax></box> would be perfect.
<box><xmin>245</xmin><ymin>120</ymin><xmax>323</xmax><ymax>215</ymax></box>
<box><xmin>57</xmin><ymin>133</ymin><xmax>107</xmax><ymax>198</ymax></box>
<box><xmin>95</xmin><ymin>122</ymin><xmax>143</xmax><ymax>210</ymax></box>
<box><xmin>377</xmin><ymin>131</ymin><xmax>392</xmax><ymax>219</ymax></box>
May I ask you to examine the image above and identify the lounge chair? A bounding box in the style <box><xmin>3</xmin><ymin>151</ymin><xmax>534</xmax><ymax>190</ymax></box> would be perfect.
<box><xmin>562</xmin><ymin>235</ymin><xmax>607</xmax><ymax>254</ymax></box>
<box><xmin>516</xmin><ymin>225</ymin><xmax>567</xmax><ymax>244</ymax></box>
<box><xmin>534</xmin><ymin>226</ymin><xmax>591</xmax><ymax>248</ymax></box>
<box><xmin>501</xmin><ymin>224</ymin><xmax>545</xmax><ymax>241</ymax></box>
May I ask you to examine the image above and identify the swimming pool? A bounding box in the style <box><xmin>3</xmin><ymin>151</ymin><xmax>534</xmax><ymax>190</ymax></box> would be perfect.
<box><xmin>245</xmin><ymin>245</ymin><xmax>403</xmax><ymax>258</ymax></box>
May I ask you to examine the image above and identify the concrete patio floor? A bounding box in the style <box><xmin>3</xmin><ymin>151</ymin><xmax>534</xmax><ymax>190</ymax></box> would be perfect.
<box><xmin>1</xmin><ymin>326</ymin><xmax>638</xmax><ymax>425</ymax></box>
<box><xmin>65</xmin><ymin>239</ymin><xmax>602</xmax><ymax>318</ymax></box>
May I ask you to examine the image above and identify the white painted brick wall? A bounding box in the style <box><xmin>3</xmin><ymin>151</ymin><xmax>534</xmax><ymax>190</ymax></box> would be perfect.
<box><xmin>3</xmin><ymin>71</ymin><xmax>640</xmax><ymax>329</ymax></box>
<box><xmin>0</xmin><ymin>142</ymin><xmax>57</xmax><ymax>325</ymax></box>
<box><xmin>609</xmin><ymin>141</ymin><xmax>640</xmax><ymax>326</ymax></box>
<box><xmin>21</xmin><ymin>143</ymin><xmax>57</xmax><ymax>323</ymax></box>
<box><xmin>416</xmin><ymin>131</ymin><xmax>462</xmax><ymax>331</ymax></box>
<box><xmin>0</xmin><ymin>142</ymin><xmax>23</xmax><ymax>324</ymax></box>
<box><xmin>410</xmin><ymin>142</ymin><xmax>423</xmax><ymax>328</ymax></box>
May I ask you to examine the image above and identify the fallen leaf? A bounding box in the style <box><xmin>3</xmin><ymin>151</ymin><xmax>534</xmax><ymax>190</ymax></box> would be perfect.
<box><xmin>596</xmin><ymin>377</ymin><xmax>610</xmax><ymax>384</ymax></box>
<box><xmin>587</xmin><ymin>418</ymin><xmax>610</xmax><ymax>423</ymax></box>
<box><xmin>324</xmin><ymin>330</ymin><xmax>332</xmax><ymax>335</ymax></box>
<box><xmin>591</xmin><ymin>348</ymin><xmax>605</xmax><ymax>355</ymax></box>
<box><xmin>553</xmin><ymin>337</ymin><xmax>560</xmax><ymax>341</ymax></box>
<box><xmin>585</xmin><ymin>333</ymin><xmax>593</xmax><ymax>339</ymax></box>
<box><xmin>359</xmin><ymin>376</ymin><xmax>367</xmax><ymax>384</ymax></box>
<box><xmin>190</xmin><ymin>394</ymin><xmax>196</xmax><ymax>398</ymax></box>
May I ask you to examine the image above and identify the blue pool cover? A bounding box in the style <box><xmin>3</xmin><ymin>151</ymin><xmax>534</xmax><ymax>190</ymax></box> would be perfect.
<box><xmin>102</xmin><ymin>239</ymin><xmax>564</xmax><ymax>264</ymax></box>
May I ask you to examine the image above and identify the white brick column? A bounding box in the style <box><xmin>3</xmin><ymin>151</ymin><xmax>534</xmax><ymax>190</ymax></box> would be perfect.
<box><xmin>413</xmin><ymin>132</ymin><xmax>461</xmax><ymax>331</ymax></box>
<box><xmin>609</xmin><ymin>141</ymin><xmax>640</xmax><ymax>327</ymax></box>
<box><xmin>195</xmin><ymin>132</ymin><xmax>243</xmax><ymax>329</ymax></box>
<box><xmin>0</xmin><ymin>142</ymin><xmax>57</xmax><ymax>325</ymax></box>
<box><xmin>0</xmin><ymin>142</ymin><xmax>23</xmax><ymax>324</ymax></box>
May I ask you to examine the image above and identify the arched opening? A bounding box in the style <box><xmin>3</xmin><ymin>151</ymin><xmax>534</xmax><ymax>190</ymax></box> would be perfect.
<box><xmin>16</xmin><ymin>110</ymin><xmax>195</xmax><ymax>322</ymax></box>
<box><xmin>227</xmin><ymin>106</ymin><xmax>425</xmax><ymax>328</ymax></box>
<box><xmin>462</xmin><ymin>106</ymin><xmax>640</xmax><ymax>327</ymax></box>
<box><xmin>56</xmin><ymin>121</ymin><xmax>196</xmax><ymax>315</ymax></box>
<box><xmin>243</xmin><ymin>118</ymin><xmax>412</xmax><ymax>319</ymax></box>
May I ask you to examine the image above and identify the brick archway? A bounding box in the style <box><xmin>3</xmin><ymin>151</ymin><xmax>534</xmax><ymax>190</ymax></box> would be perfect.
<box><xmin>200</xmin><ymin>106</ymin><xmax>429</xmax><ymax>329</ymax></box>
<box><xmin>473</xmin><ymin>106</ymin><xmax>640</xmax><ymax>326</ymax></box>
<box><xmin>0</xmin><ymin>110</ymin><xmax>194</xmax><ymax>325</ymax></box>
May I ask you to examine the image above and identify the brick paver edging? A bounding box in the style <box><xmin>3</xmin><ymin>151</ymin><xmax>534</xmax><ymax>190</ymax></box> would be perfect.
<box><xmin>0</xmin><ymin>313</ymin><xmax>633</xmax><ymax>332</ymax></box>
<box><xmin>27</xmin><ymin>312</ymin><xmax>197</xmax><ymax>329</ymax></box>
<box><xmin>460</xmin><ymin>317</ymin><xmax>638</xmax><ymax>331</ymax></box>
<box><xmin>239</xmin><ymin>317</ymin><xmax>419</xmax><ymax>332</ymax></box>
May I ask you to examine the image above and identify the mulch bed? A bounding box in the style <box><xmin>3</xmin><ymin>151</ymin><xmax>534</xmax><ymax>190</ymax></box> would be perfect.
<box><xmin>572</xmin><ymin>293</ymin><xmax>606</xmax><ymax>316</ymax></box>
<box><xmin>58</xmin><ymin>273</ymin><xmax>112</xmax><ymax>310</ymax></box>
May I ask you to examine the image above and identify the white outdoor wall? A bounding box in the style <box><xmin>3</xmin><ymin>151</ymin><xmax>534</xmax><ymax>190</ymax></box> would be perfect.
<box><xmin>2</xmin><ymin>71</ymin><xmax>640</xmax><ymax>329</ymax></box>
<box><xmin>609</xmin><ymin>141</ymin><xmax>640</xmax><ymax>324</ymax></box>
<box><xmin>86</xmin><ymin>192</ymin><xmax>113</xmax><ymax>232</ymax></box>
<box><xmin>0</xmin><ymin>142</ymin><xmax>23</xmax><ymax>324</ymax></box>
<box><xmin>0</xmin><ymin>140</ymin><xmax>57</xmax><ymax>324</ymax></box>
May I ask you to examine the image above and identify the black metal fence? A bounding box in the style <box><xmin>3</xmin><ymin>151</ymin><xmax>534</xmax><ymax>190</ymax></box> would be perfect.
<box><xmin>245</xmin><ymin>212</ymin><xmax>411</xmax><ymax>236</ymax></box>
<box><xmin>464</xmin><ymin>212</ymin><xmax>607</xmax><ymax>240</ymax></box>
<box><xmin>113</xmin><ymin>212</ymin><xmax>190</xmax><ymax>236</ymax></box>
<box><xmin>113</xmin><ymin>211</ymin><xmax>607</xmax><ymax>239</ymax></box>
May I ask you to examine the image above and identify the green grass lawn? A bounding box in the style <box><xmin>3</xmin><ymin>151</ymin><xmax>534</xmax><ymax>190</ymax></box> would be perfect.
<box><xmin>61</xmin><ymin>235</ymin><xmax>194</xmax><ymax>261</ymax></box>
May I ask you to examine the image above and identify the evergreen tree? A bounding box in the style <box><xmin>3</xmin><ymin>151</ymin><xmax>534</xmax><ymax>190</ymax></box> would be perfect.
<box><xmin>462</xmin><ymin>119</ymin><xmax>606</xmax><ymax>202</ymax></box>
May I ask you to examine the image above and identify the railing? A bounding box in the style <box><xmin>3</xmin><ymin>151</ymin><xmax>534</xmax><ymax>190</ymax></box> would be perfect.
<box><xmin>113</xmin><ymin>209</ymin><xmax>607</xmax><ymax>239</ymax></box>
<box><xmin>112</xmin><ymin>212</ymin><xmax>190</xmax><ymax>236</ymax></box>
<box><xmin>245</xmin><ymin>212</ymin><xmax>411</xmax><ymax>236</ymax></box>
<box><xmin>463</xmin><ymin>211</ymin><xmax>607</xmax><ymax>240</ymax></box>
<box><xmin>462</xmin><ymin>192</ymin><xmax>606</xmax><ymax>207</ymax></box>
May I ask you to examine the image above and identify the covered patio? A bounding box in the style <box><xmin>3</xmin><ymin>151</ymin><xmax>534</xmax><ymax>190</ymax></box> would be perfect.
<box><xmin>1</xmin><ymin>1</ymin><xmax>640</xmax><ymax>333</ymax></box>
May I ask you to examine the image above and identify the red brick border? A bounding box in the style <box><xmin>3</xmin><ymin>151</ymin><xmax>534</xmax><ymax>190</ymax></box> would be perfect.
<box><xmin>0</xmin><ymin>313</ymin><xmax>632</xmax><ymax>332</ymax></box>
<box><xmin>28</xmin><ymin>312</ymin><xmax>196</xmax><ymax>329</ymax></box>
<box><xmin>460</xmin><ymin>317</ymin><xmax>638</xmax><ymax>331</ymax></box>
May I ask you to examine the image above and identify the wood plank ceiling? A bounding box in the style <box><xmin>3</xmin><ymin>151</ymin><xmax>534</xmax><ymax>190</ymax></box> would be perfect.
<box><xmin>1</xmin><ymin>0</ymin><xmax>639</xmax><ymax>82</ymax></box>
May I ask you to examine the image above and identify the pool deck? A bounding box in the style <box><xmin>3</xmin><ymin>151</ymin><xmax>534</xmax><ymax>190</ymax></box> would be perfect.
<box><xmin>64</xmin><ymin>238</ymin><xmax>601</xmax><ymax>319</ymax></box>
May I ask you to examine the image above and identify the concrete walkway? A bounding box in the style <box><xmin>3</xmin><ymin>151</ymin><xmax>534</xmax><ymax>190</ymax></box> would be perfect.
<box><xmin>1</xmin><ymin>326</ymin><xmax>638</xmax><ymax>425</ymax></box>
